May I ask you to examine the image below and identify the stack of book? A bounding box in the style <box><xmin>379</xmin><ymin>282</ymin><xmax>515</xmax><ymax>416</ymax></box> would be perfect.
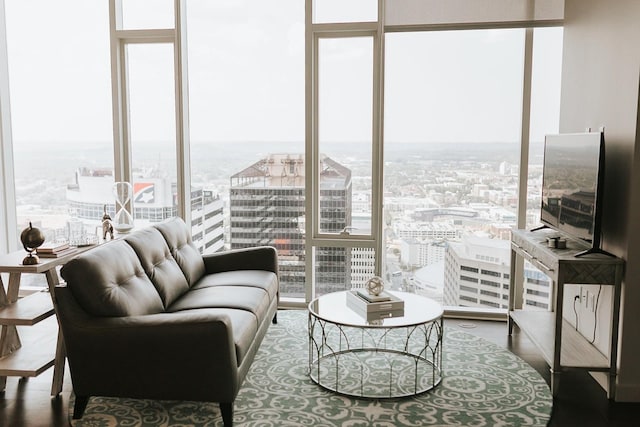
<box><xmin>36</xmin><ymin>242</ymin><xmax>76</xmax><ymax>258</ymax></box>
<box><xmin>346</xmin><ymin>289</ymin><xmax>405</xmax><ymax>321</ymax></box>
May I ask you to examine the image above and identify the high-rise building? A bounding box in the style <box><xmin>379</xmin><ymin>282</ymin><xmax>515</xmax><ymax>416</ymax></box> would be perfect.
<box><xmin>229</xmin><ymin>153</ymin><xmax>353</xmax><ymax>298</ymax></box>
<box><xmin>65</xmin><ymin>167</ymin><xmax>224</xmax><ymax>254</ymax></box>
<box><xmin>443</xmin><ymin>236</ymin><xmax>551</xmax><ymax>310</ymax></box>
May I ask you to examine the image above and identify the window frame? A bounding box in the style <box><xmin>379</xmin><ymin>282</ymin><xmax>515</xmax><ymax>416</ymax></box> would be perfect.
<box><xmin>108</xmin><ymin>0</ymin><xmax>191</xmax><ymax>223</ymax></box>
<box><xmin>305</xmin><ymin>0</ymin><xmax>385</xmax><ymax>302</ymax></box>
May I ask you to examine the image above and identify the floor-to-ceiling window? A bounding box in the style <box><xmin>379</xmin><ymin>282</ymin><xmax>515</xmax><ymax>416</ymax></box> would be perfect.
<box><xmin>186</xmin><ymin>0</ymin><xmax>305</xmax><ymax>298</ymax></box>
<box><xmin>4</xmin><ymin>0</ymin><xmax>112</xmax><ymax>286</ymax></box>
<box><xmin>383</xmin><ymin>29</ymin><xmax>526</xmax><ymax>309</ymax></box>
<box><xmin>382</xmin><ymin>27</ymin><xmax>562</xmax><ymax>311</ymax></box>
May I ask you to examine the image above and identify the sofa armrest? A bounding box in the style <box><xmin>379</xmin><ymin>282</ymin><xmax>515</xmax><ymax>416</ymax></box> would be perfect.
<box><xmin>202</xmin><ymin>246</ymin><xmax>278</xmax><ymax>275</ymax></box>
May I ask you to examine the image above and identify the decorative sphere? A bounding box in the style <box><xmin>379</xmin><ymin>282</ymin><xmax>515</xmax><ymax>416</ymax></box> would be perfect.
<box><xmin>365</xmin><ymin>276</ymin><xmax>385</xmax><ymax>296</ymax></box>
<box><xmin>20</xmin><ymin>222</ymin><xmax>45</xmax><ymax>252</ymax></box>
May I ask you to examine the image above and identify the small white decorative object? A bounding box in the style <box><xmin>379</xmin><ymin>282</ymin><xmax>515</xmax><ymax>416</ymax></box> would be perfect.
<box><xmin>365</xmin><ymin>276</ymin><xmax>385</xmax><ymax>296</ymax></box>
<box><xmin>113</xmin><ymin>181</ymin><xmax>134</xmax><ymax>233</ymax></box>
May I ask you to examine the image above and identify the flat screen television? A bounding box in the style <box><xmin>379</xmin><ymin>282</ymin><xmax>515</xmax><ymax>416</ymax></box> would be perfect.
<box><xmin>539</xmin><ymin>131</ymin><xmax>606</xmax><ymax>256</ymax></box>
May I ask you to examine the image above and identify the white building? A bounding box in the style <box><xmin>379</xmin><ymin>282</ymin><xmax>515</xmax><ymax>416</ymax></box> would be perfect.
<box><xmin>65</xmin><ymin>167</ymin><xmax>224</xmax><ymax>254</ymax></box>
<box><xmin>444</xmin><ymin>236</ymin><xmax>551</xmax><ymax>310</ymax></box>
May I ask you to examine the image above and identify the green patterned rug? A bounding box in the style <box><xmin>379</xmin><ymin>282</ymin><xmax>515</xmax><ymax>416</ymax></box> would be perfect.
<box><xmin>69</xmin><ymin>309</ymin><xmax>552</xmax><ymax>426</ymax></box>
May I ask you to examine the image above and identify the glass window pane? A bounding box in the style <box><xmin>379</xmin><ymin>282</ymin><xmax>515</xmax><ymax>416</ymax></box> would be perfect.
<box><xmin>122</xmin><ymin>0</ymin><xmax>174</xmax><ymax>30</ymax></box>
<box><xmin>314</xmin><ymin>246</ymin><xmax>375</xmax><ymax>296</ymax></box>
<box><xmin>6</xmin><ymin>0</ymin><xmax>112</xmax><ymax>287</ymax></box>
<box><xmin>187</xmin><ymin>0</ymin><xmax>305</xmax><ymax>297</ymax></box>
<box><xmin>317</xmin><ymin>37</ymin><xmax>373</xmax><ymax>236</ymax></box>
<box><xmin>313</xmin><ymin>0</ymin><xmax>378</xmax><ymax>24</ymax></box>
<box><xmin>523</xmin><ymin>27</ymin><xmax>563</xmax><ymax>311</ymax></box>
<box><xmin>384</xmin><ymin>29</ymin><xmax>525</xmax><ymax>308</ymax></box>
<box><xmin>527</xmin><ymin>27</ymin><xmax>563</xmax><ymax>229</ymax></box>
<box><xmin>4</xmin><ymin>0</ymin><xmax>113</xmax><ymax>287</ymax></box>
<box><xmin>126</xmin><ymin>43</ymin><xmax>177</xmax><ymax>228</ymax></box>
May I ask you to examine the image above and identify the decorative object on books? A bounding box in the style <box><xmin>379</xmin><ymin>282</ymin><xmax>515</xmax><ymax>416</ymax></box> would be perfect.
<box><xmin>112</xmin><ymin>182</ymin><xmax>134</xmax><ymax>233</ymax></box>
<box><xmin>69</xmin><ymin>310</ymin><xmax>553</xmax><ymax>427</ymax></box>
<box><xmin>101</xmin><ymin>204</ymin><xmax>114</xmax><ymax>240</ymax></box>
<box><xmin>365</xmin><ymin>275</ymin><xmax>385</xmax><ymax>296</ymax></box>
<box><xmin>356</xmin><ymin>288</ymin><xmax>391</xmax><ymax>302</ymax></box>
<box><xmin>20</xmin><ymin>221</ymin><xmax>45</xmax><ymax>265</ymax></box>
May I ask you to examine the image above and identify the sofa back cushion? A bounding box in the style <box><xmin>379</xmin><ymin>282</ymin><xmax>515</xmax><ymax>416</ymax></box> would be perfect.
<box><xmin>124</xmin><ymin>227</ymin><xmax>190</xmax><ymax>307</ymax></box>
<box><xmin>60</xmin><ymin>240</ymin><xmax>164</xmax><ymax>317</ymax></box>
<box><xmin>154</xmin><ymin>217</ymin><xmax>205</xmax><ymax>286</ymax></box>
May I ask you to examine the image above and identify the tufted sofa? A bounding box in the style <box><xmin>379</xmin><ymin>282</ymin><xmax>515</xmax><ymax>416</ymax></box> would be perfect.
<box><xmin>55</xmin><ymin>217</ymin><xmax>279</xmax><ymax>427</ymax></box>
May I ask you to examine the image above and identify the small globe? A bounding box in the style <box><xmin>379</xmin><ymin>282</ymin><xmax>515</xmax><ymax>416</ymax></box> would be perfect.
<box><xmin>20</xmin><ymin>222</ymin><xmax>45</xmax><ymax>265</ymax></box>
<box><xmin>365</xmin><ymin>276</ymin><xmax>385</xmax><ymax>296</ymax></box>
<box><xmin>20</xmin><ymin>222</ymin><xmax>45</xmax><ymax>252</ymax></box>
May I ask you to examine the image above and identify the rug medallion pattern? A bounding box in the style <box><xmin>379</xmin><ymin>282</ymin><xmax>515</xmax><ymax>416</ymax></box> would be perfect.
<box><xmin>70</xmin><ymin>309</ymin><xmax>552</xmax><ymax>426</ymax></box>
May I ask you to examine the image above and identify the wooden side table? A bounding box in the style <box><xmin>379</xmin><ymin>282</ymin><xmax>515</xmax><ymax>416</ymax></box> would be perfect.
<box><xmin>0</xmin><ymin>247</ymin><xmax>91</xmax><ymax>395</ymax></box>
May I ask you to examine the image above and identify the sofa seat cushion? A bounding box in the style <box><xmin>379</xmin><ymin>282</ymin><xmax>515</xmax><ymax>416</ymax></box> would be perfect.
<box><xmin>167</xmin><ymin>285</ymin><xmax>271</xmax><ymax>323</ymax></box>
<box><xmin>191</xmin><ymin>270</ymin><xmax>278</xmax><ymax>300</ymax></box>
<box><xmin>124</xmin><ymin>227</ymin><xmax>190</xmax><ymax>308</ymax></box>
<box><xmin>60</xmin><ymin>240</ymin><xmax>164</xmax><ymax>317</ymax></box>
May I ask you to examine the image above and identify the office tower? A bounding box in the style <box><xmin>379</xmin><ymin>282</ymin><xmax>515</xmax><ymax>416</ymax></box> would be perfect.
<box><xmin>229</xmin><ymin>153</ymin><xmax>353</xmax><ymax>297</ymax></box>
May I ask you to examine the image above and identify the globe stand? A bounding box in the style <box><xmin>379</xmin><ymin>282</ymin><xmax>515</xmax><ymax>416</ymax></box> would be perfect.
<box><xmin>22</xmin><ymin>251</ymin><xmax>40</xmax><ymax>265</ymax></box>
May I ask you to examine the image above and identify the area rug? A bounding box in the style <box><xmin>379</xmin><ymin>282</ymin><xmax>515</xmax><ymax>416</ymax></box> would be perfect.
<box><xmin>69</xmin><ymin>309</ymin><xmax>552</xmax><ymax>426</ymax></box>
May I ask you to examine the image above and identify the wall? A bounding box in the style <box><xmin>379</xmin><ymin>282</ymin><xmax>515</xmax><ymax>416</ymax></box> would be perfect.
<box><xmin>561</xmin><ymin>0</ymin><xmax>640</xmax><ymax>401</ymax></box>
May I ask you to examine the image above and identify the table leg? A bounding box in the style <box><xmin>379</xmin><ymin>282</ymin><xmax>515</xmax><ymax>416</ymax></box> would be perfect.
<box><xmin>44</xmin><ymin>268</ymin><xmax>65</xmax><ymax>396</ymax></box>
<box><xmin>0</xmin><ymin>274</ymin><xmax>23</xmax><ymax>391</ymax></box>
<box><xmin>550</xmin><ymin>368</ymin><xmax>560</xmax><ymax>397</ymax></box>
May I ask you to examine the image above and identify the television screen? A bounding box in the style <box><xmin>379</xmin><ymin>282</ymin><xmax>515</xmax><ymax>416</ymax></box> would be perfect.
<box><xmin>540</xmin><ymin>132</ymin><xmax>604</xmax><ymax>244</ymax></box>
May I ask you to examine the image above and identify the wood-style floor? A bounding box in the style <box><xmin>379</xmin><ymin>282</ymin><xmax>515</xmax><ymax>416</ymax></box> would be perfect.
<box><xmin>1</xmin><ymin>316</ymin><xmax>639</xmax><ymax>426</ymax></box>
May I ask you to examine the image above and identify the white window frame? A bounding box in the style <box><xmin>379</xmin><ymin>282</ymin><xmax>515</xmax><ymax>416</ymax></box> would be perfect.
<box><xmin>305</xmin><ymin>0</ymin><xmax>385</xmax><ymax>302</ymax></box>
<box><xmin>0</xmin><ymin>0</ymin><xmax>16</xmax><ymax>253</ymax></box>
<box><xmin>108</xmin><ymin>0</ymin><xmax>191</xmax><ymax>222</ymax></box>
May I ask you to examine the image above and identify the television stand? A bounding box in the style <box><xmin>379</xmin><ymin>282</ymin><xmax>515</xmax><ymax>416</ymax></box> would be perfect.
<box><xmin>508</xmin><ymin>228</ymin><xmax>624</xmax><ymax>399</ymax></box>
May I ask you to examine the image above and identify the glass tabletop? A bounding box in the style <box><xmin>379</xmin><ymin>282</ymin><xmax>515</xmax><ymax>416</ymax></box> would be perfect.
<box><xmin>308</xmin><ymin>290</ymin><xmax>443</xmax><ymax>328</ymax></box>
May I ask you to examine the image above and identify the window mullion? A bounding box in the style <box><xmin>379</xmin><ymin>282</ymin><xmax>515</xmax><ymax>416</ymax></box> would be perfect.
<box><xmin>0</xmin><ymin>0</ymin><xmax>17</xmax><ymax>252</ymax></box>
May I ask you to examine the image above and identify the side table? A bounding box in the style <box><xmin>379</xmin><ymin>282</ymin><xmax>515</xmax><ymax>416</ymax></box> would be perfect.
<box><xmin>0</xmin><ymin>246</ymin><xmax>91</xmax><ymax>395</ymax></box>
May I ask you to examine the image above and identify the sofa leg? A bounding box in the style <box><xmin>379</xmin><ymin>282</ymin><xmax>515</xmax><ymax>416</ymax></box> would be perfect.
<box><xmin>73</xmin><ymin>395</ymin><xmax>90</xmax><ymax>419</ymax></box>
<box><xmin>220</xmin><ymin>402</ymin><xmax>234</xmax><ymax>427</ymax></box>
<box><xmin>272</xmin><ymin>312</ymin><xmax>278</xmax><ymax>324</ymax></box>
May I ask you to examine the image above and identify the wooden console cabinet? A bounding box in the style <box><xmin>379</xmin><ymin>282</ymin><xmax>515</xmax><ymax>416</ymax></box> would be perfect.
<box><xmin>509</xmin><ymin>228</ymin><xmax>624</xmax><ymax>399</ymax></box>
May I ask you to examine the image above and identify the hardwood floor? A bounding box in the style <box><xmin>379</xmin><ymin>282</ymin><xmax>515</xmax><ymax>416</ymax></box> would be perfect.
<box><xmin>1</xmin><ymin>316</ymin><xmax>639</xmax><ymax>426</ymax></box>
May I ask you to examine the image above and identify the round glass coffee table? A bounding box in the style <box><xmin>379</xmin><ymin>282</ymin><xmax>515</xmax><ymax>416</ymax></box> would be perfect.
<box><xmin>308</xmin><ymin>290</ymin><xmax>443</xmax><ymax>398</ymax></box>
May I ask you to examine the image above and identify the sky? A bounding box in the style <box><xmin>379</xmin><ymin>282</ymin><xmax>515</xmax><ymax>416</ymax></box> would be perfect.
<box><xmin>3</xmin><ymin>0</ymin><xmax>562</xmax><ymax>148</ymax></box>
